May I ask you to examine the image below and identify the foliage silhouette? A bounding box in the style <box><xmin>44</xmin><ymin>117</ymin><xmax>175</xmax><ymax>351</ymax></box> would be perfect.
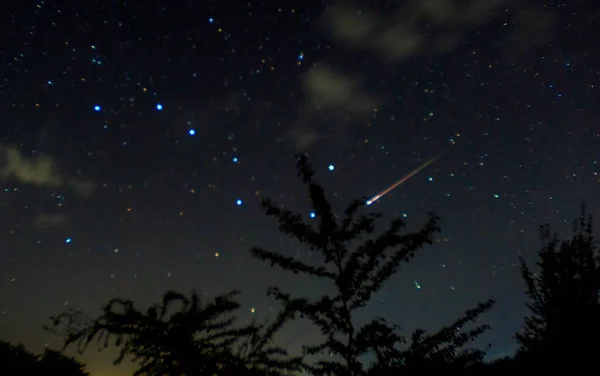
<box><xmin>249</xmin><ymin>154</ymin><xmax>495</xmax><ymax>376</ymax></box>
<box><xmin>0</xmin><ymin>340</ymin><xmax>89</xmax><ymax>376</ymax></box>
<box><xmin>45</xmin><ymin>290</ymin><xmax>302</xmax><ymax>376</ymax></box>
<box><xmin>366</xmin><ymin>299</ymin><xmax>495</xmax><ymax>375</ymax></box>
<box><xmin>516</xmin><ymin>204</ymin><xmax>600</xmax><ymax>368</ymax></box>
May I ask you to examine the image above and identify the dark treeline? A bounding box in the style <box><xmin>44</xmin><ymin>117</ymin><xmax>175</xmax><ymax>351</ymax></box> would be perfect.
<box><xmin>3</xmin><ymin>155</ymin><xmax>599</xmax><ymax>375</ymax></box>
<box><xmin>0</xmin><ymin>341</ymin><xmax>89</xmax><ymax>376</ymax></box>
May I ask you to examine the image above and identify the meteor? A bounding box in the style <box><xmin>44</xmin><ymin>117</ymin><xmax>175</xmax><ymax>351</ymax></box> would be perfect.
<box><xmin>366</xmin><ymin>154</ymin><xmax>441</xmax><ymax>206</ymax></box>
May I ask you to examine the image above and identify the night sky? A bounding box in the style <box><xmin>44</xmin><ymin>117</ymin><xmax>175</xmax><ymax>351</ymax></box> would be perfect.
<box><xmin>1</xmin><ymin>1</ymin><xmax>599</xmax><ymax>375</ymax></box>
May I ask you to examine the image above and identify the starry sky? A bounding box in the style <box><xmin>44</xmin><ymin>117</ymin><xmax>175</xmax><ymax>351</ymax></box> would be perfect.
<box><xmin>1</xmin><ymin>1</ymin><xmax>599</xmax><ymax>375</ymax></box>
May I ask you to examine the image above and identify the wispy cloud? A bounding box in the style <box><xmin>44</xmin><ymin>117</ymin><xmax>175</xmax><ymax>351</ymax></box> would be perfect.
<box><xmin>288</xmin><ymin>0</ymin><xmax>556</xmax><ymax>150</ymax></box>
<box><xmin>289</xmin><ymin>64</ymin><xmax>379</xmax><ymax>150</ymax></box>
<box><xmin>34</xmin><ymin>213</ymin><xmax>68</xmax><ymax>228</ymax></box>
<box><xmin>302</xmin><ymin>64</ymin><xmax>378</xmax><ymax>113</ymax></box>
<box><xmin>0</xmin><ymin>144</ymin><xmax>95</xmax><ymax>197</ymax></box>
<box><xmin>323</xmin><ymin>0</ymin><xmax>555</xmax><ymax>62</ymax></box>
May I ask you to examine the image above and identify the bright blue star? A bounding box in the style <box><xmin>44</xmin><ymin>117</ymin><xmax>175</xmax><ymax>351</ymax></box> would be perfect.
<box><xmin>236</xmin><ymin>199</ymin><xmax>243</xmax><ymax>206</ymax></box>
<box><xmin>328</xmin><ymin>164</ymin><xmax>335</xmax><ymax>171</ymax></box>
<box><xmin>156</xmin><ymin>103</ymin><xmax>163</xmax><ymax>111</ymax></box>
<box><xmin>188</xmin><ymin>129</ymin><xmax>196</xmax><ymax>136</ymax></box>
<box><xmin>65</xmin><ymin>237</ymin><xmax>72</xmax><ymax>243</ymax></box>
<box><xmin>232</xmin><ymin>156</ymin><xmax>238</xmax><ymax>163</ymax></box>
<box><xmin>208</xmin><ymin>17</ymin><xmax>214</xmax><ymax>23</ymax></box>
<box><xmin>93</xmin><ymin>105</ymin><xmax>101</xmax><ymax>112</ymax></box>
<box><xmin>309</xmin><ymin>211</ymin><xmax>316</xmax><ymax>218</ymax></box>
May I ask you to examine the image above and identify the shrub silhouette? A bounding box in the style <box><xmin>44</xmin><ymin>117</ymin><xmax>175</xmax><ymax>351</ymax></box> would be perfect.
<box><xmin>45</xmin><ymin>290</ymin><xmax>302</xmax><ymax>376</ymax></box>
<box><xmin>516</xmin><ymin>204</ymin><xmax>600</xmax><ymax>368</ymax></box>
<box><xmin>249</xmin><ymin>154</ymin><xmax>495</xmax><ymax>376</ymax></box>
<box><xmin>366</xmin><ymin>298</ymin><xmax>496</xmax><ymax>375</ymax></box>
<box><xmin>0</xmin><ymin>340</ymin><xmax>89</xmax><ymax>376</ymax></box>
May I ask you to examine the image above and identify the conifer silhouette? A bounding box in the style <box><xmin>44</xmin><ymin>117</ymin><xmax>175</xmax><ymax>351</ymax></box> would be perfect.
<box><xmin>516</xmin><ymin>204</ymin><xmax>600</xmax><ymax>367</ymax></box>
<box><xmin>45</xmin><ymin>290</ymin><xmax>302</xmax><ymax>376</ymax></box>
<box><xmin>250</xmin><ymin>154</ymin><xmax>494</xmax><ymax>376</ymax></box>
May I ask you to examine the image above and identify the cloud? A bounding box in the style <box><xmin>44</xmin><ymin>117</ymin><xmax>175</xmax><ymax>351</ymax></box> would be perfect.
<box><xmin>287</xmin><ymin>0</ymin><xmax>556</xmax><ymax>150</ymax></box>
<box><xmin>34</xmin><ymin>213</ymin><xmax>68</xmax><ymax>228</ymax></box>
<box><xmin>302</xmin><ymin>64</ymin><xmax>379</xmax><ymax>113</ymax></box>
<box><xmin>323</xmin><ymin>0</ymin><xmax>555</xmax><ymax>62</ymax></box>
<box><xmin>0</xmin><ymin>144</ymin><xmax>94</xmax><ymax>197</ymax></box>
<box><xmin>289</xmin><ymin>64</ymin><xmax>379</xmax><ymax>150</ymax></box>
<box><xmin>0</xmin><ymin>145</ymin><xmax>62</xmax><ymax>186</ymax></box>
<box><xmin>68</xmin><ymin>178</ymin><xmax>95</xmax><ymax>197</ymax></box>
<box><xmin>284</xmin><ymin>124</ymin><xmax>321</xmax><ymax>151</ymax></box>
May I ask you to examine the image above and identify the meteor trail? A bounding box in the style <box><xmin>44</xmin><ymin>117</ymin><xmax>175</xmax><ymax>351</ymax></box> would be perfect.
<box><xmin>366</xmin><ymin>154</ymin><xmax>441</xmax><ymax>206</ymax></box>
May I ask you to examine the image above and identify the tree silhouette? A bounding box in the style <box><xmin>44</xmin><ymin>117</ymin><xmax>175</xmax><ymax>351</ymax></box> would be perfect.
<box><xmin>250</xmin><ymin>154</ymin><xmax>495</xmax><ymax>376</ymax></box>
<box><xmin>365</xmin><ymin>299</ymin><xmax>495</xmax><ymax>375</ymax></box>
<box><xmin>37</xmin><ymin>348</ymin><xmax>91</xmax><ymax>375</ymax></box>
<box><xmin>516</xmin><ymin>204</ymin><xmax>600</xmax><ymax>367</ymax></box>
<box><xmin>0</xmin><ymin>341</ymin><xmax>36</xmax><ymax>374</ymax></box>
<box><xmin>45</xmin><ymin>290</ymin><xmax>302</xmax><ymax>376</ymax></box>
<box><xmin>0</xmin><ymin>340</ymin><xmax>89</xmax><ymax>376</ymax></box>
